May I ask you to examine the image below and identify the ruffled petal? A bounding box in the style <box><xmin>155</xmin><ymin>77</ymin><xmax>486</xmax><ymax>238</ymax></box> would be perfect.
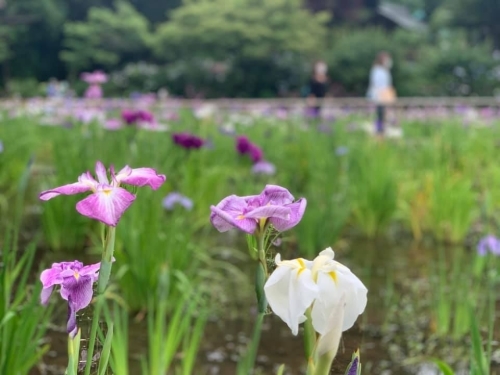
<box><xmin>264</xmin><ymin>259</ymin><xmax>318</xmax><ymax>335</ymax></box>
<box><xmin>311</xmin><ymin>271</ymin><xmax>343</xmax><ymax>335</ymax></box>
<box><xmin>244</xmin><ymin>205</ymin><xmax>291</xmax><ymax>221</ymax></box>
<box><xmin>114</xmin><ymin>166</ymin><xmax>166</xmax><ymax>190</ymax></box>
<box><xmin>76</xmin><ymin>186</ymin><xmax>136</xmax><ymax>226</ymax></box>
<box><xmin>40</xmin><ymin>266</ymin><xmax>64</xmax><ymax>288</ymax></box>
<box><xmin>316</xmin><ymin>294</ymin><xmax>346</xmax><ymax>356</ymax></box>
<box><xmin>79</xmin><ymin>261</ymin><xmax>101</xmax><ymax>281</ymax></box>
<box><xmin>336</xmin><ymin>265</ymin><xmax>368</xmax><ymax>331</ymax></box>
<box><xmin>269</xmin><ymin>198</ymin><xmax>307</xmax><ymax>232</ymax></box>
<box><xmin>210</xmin><ymin>205</ymin><xmax>257</xmax><ymax>234</ymax></box>
<box><xmin>261</xmin><ymin>185</ymin><xmax>295</xmax><ymax>205</ymax></box>
<box><xmin>62</xmin><ymin>275</ymin><xmax>94</xmax><ymax>312</ymax></box>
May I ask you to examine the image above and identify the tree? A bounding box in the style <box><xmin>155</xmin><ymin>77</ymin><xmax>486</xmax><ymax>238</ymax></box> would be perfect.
<box><xmin>60</xmin><ymin>1</ymin><xmax>152</xmax><ymax>75</ymax></box>
<box><xmin>153</xmin><ymin>0</ymin><xmax>329</xmax><ymax>61</ymax></box>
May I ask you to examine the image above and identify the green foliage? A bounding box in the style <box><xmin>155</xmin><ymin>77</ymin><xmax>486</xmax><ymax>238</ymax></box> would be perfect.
<box><xmin>150</xmin><ymin>0</ymin><xmax>329</xmax><ymax>97</ymax></box>
<box><xmin>61</xmin><ymin>1</ymin><xmax>152</xmax><ymax>74</ymax></box>
<box><xmin>154</xmin><ymin>0</ymin><xmax>329</xmax><ymax>61</ymax></box>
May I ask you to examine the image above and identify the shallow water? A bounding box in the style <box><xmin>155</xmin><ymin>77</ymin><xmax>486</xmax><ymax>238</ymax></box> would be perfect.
<box><xmin>32</xmin><ymin>235</ymin><xmax>500</xmax><ymax>374</ymax></box>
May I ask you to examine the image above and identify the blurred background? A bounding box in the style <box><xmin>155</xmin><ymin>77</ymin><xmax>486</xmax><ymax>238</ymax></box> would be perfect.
<box><xmin>0</xmin><ymin>0</ymin><xmax>499</xmax><ymax>98</ymax></box>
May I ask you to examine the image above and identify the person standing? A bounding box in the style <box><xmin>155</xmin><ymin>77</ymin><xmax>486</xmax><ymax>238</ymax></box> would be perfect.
<box><xmin>307</xmin><ymin>60</ymin><xmax>329</xmax><ymax>118</ymax></box>
<box><xmin>367</xmin><ymin>51</ymin><xmax>396</xmax><ymax>135</ymax></box>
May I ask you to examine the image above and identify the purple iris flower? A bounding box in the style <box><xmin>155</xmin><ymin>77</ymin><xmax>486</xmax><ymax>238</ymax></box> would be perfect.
<box><xmin>162</xmin><ymin>192</ymin><xmax>193</xmax><ymax>211</ymax></box>
<box><xmin>39</xmin><ymin>161</ymin><xmax>166</xmax><ymax>226</ymax></box>
<box><xmin>210</xmin><ymin>185</ymin><xmax>306</xmax><ymax>234</ymax></box>
<box><xmin>172</xmin><ymin>132</ymin><xmax>205</xmax><ymax>149</ymax></box>
<box><xmin>121</xmin><ymin>109</ymin><xmax>138</xmax><ymax>124</ymax></box>
<box><xmin>252</xmin><ymin>160</ymin><xmax>276</xmax><ymax>175</ymax></box>
<box><xmin>477</xmin><ymin>235</ymin><xmax>500</xmax><ymax>256</ymax></box>
<box><xmin>235</xmin><ymin>136</ymin><xmax>264</xmax><ymax>163</ymax></box>
<box><xmin>248</xmin><ymin>144</ymin><xmax>263</xmax><ymax>163</ymax></box>
<box><xmin>40</xmin><ymin>260</ymin><xmax>101</xmax><ymax>337</ymax></box>
<box><xmin>121</xmin><ymin>109</ymin><xmax>155</xmax><ymax>125</ymax></box>
<box><xmin>136</xmin><ymin>110</ymin><xmax>154</xmax><ymax>123</ymax></box>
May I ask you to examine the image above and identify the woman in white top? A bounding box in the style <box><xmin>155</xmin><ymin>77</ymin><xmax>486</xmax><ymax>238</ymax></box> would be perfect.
<box><xmin>367</xmin><ymin>51</ymin><xmax>394</xmax><ymax>135</ymax></box>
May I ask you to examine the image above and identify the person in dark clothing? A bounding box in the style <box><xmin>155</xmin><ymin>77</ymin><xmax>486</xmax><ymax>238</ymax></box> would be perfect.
<box><xmin>307</xmin><ymin>60</ymin><xmax>328</xmax><ymax>118</ymax></box>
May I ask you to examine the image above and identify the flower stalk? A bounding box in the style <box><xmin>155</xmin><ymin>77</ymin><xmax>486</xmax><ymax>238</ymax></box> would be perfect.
<box><xmin>97</xmin><ymin>226</ymin><xmax>116</xmax><ymax>295</ymax></box>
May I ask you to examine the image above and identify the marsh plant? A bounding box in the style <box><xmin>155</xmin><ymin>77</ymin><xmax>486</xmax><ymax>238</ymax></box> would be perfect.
<box><xmin>210</xmin><ymin>184</ymin><xmax>367</xmax><ymax>374</ymax></box>
<box><xmin>39</xmin><ymin>161</ymin><xmax>166</xmax><ymax>374</ymax></box>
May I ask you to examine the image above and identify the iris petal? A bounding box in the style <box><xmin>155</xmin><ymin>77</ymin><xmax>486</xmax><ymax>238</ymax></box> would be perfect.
<box><xmin>76</xmin><ymin>186</ymin><xmax>136</xmax><ymax>226</ymax></box>
<box><xmin>114</xmin><ymin>166</ymin><xmax>166</xmax><ymax>190</ymax></box>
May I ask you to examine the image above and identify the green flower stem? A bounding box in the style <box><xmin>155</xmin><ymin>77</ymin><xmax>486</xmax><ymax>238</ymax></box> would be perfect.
<box><xmin>83</xmin><ymin>225</ymin><xmax>116</xmax><ymax>375</ymax></box>
<box><xmin>303</xmin><ymin>308</ymin><xmax>316</xmax><ymax>365</ymax></box>
<box><xmin>67</xmin><ymin>329</ymin><xmax>81</xmax><ymax>375</ymax></box>
<box><xmin>83</xmin><ymin>295</ymin><xmax>105</xmax><ymax>375</ymax></box>
<box><xmin>313</xmin><ymin>350</ymin><xmax>337</xmax><ymax>375</ymax></box>
<box><xmin>241</xmin><ymin>310</ymin><xmax>265</xmax><ymax>374</ymax></box>
<box><xmin>97</xmin><ymin>226</ymin><xmax>116</xmax><ymax>295</ymax></box>
<box><xmin>239</xmin><ymin>230</ymin><xmax>269</xmax><ymax>374</ymax></box>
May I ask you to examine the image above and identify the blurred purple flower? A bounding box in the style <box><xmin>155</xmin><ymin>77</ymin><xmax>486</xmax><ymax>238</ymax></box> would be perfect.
<box><xmin>210</xmin><ymin>184</ymin><xmax>307</xmax><ymax>234</ymax></box>
<box><xmin>121</xmin><ymin>109</ymin><xmax>155</xmax><ymax>125</ymax></box>
<box><xmin>172</xmin><ymin>132</ymin><xmax>205</xmax><ymax>149</ymax></box>
<box><xmin>248</xmin><ymin>144</ymin><xmax>263</xmax><ymax>163</ymax></box>
<box><xmin>236</xmin><ymin>136</ymin><xmax>251</xmax><ymax>154</ymax></box>
<box><xmin>104</xmin><ymin>118</ymin><xmax>123</xmax><ymax>130</ymax></box>
<box><xmin>81</xmin><ymin>71</ymin><xmax>108</xmax><ymax>85</ymax></box>
<box><xmin>252</xmin><ymin>160</ymin><xmax>276</xmax><ymax>175</ymax></box>
<box><xmin>236</xmin><ymin>136</ymin><xmax>264</xmax><ymax>163</ymax></box>
<box><xmin>122</xmin><ymin>109</ymin><xmax>138</xmax><ymax>124</ymax></box>
<box><xmin>84</xmin><ymin>84</ymin><xmax>103</xmax><ymax>99</ymax></box>
<box><xmin>162</xmin><ymin>192</ymin><xmax>193</xmax><ymax>211</ymax></box>
<box><xmin>335</xmin><ymin>146</ymin><xmax>349</xmax><ymax>156</ymax></box>
<box><xmin>0</xmin><ymin>140</ymin><xmax>3</xmax><ymax>153</ymax></box>
<box><xmin>136</xmin><ymin>110</ymin><xmax>154</xmax><ymax>123</ymax></box>
<box><xmin>40</xmin><ymin>260</ymin><xmax>101</xmax><ymax>337</ymax></box>
<box><xmin>477</xmin><ymin>235</ymin><xmax>500</xmax><ymax>256</ymax></box>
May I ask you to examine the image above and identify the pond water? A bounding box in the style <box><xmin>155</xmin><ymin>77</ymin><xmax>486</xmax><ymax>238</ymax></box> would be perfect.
<box><xmin>31</xmin><ymin>235</ymin><xmax>500</xmax><ymax>375</ymax></box>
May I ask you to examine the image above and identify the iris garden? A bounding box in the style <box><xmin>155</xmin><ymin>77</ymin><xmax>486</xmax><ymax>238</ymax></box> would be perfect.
<box><xmin>0</xmin><ymin>97</ymin><xmax>499</xmax><ymax>374</ymax></box>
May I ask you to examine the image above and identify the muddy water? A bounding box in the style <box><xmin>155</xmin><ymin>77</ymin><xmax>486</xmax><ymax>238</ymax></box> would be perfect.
<box><xmin>32</xmin><ymin>236</ymin><xmax>499</xmax><ymax>375</ymax></box>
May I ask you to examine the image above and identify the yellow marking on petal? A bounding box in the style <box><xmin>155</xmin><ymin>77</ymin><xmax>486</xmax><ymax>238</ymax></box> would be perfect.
<box><xmin>296</xmin><ymin>258</ymin><xmax>306</xmax><ymax>277</ymax></box>
<box><xmin>329</xmin><ymin>271</ymin><xmax>338</xmax><ymax>284</ymax></box>
<box><xmin>102</xmin><ymin>188</ymin><xmax>113</xmax><ymax>196</ymax></box>
<box><xmin>236</xmin><ymin>214</ymin><xmax>245</xmax><ymax>220</ymax></box>
<box><xmin>74</xmin><ymin>272</ymin><xmax>80</xmax><ymax>280</ymax></box>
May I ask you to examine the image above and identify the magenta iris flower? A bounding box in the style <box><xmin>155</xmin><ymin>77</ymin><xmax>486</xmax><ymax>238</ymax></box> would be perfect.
<box><xmin>235</xmin><ymin>136</ymin><xmax>263</xmax><ymax>163</ymax></box>
<box><xmin>172</xmin><ymin>132</ymin><xmax>205</xmax><ymax>149</ymax></box>
<box><xmin>236</xmin><ymin>136</ymin><xmax>251</xmax><ymax>154</ymax></box>
<box><xmin>210</xmin><ymin>185</ymin><xmax>306</xmax><ymax>234</ymax></box>
<box><xmin>121</xmin><ymin>109</ymin><xmax>155</xmax><ymax>125</ymax></box>
<box><xmin>40</xmin><ymin>260</ymin><xmax>101</xmax><ymax>337</ymax></box>
<box><xmin>39</xmin><ymin>161</ymin><xmax>166</xmax><ymax>226</ymax></box>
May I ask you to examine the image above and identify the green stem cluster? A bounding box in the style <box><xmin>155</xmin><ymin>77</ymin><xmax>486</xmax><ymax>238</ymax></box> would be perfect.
<box><xmin>67</xmin><ymin>225</ymin><xmax>117</xmax><ymax>375</ymax></box>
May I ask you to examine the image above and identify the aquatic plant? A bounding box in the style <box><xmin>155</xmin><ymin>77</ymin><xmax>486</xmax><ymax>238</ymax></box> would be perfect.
<box><xmin>38</xmin><ymin>160</ymin><xmax>166</xmax><ymax>374</ymax></box>
<box><xmin>210</xmin><ymin>184</ymin><xmax>307</xmax><ymax>373</ymax></box>
<box><xmin>265</xmin><ymin>248</ymin><xmax>367</xmax><ymax>375</ymax></box>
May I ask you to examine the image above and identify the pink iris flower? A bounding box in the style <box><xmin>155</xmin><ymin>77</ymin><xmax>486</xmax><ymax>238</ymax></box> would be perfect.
<box><xmin>39</xmin><ymin>161</ymin><xmax>166</xmax><ymax>226</ymax></box>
